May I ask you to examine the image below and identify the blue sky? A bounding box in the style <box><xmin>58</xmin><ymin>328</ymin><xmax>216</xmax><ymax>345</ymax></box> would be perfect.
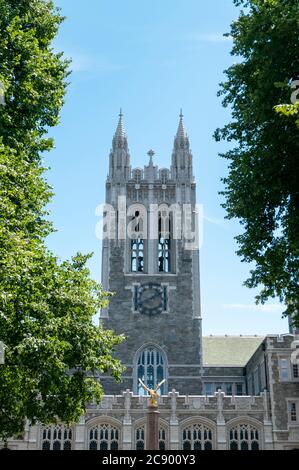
<box><xmin>47</xmin><ymin>0</ymin><xmax>288</xmax><ymax>334</ymax></box>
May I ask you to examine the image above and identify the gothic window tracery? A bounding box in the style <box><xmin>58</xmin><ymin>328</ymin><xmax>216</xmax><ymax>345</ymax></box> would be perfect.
<box><xmin>182</xmin><ymin>423</ymin><xmax>213</xmax><ymax>450</ymax></box>
<box><xmin>158</xmin><ymin>427</ymin><xmax>167</xmax><ymax>450</ymax></box>
<box><xmin>41</xmin><ymin>425</ymin><xmax>72</xmax><ymax>450</ymax></box>
<box><xmin>89</xmin><ymin>423</ymin><xmax>120</xmax><ymax>450</ymax></box>
<box><xmin>134</xmin><ymin>424</ymin><xmax>167</xmax><ymax>450</ymax></box>
<box><xmin>229</xmin><ymin>423</ymin><xmax>260</xmax><ymax>450</ymax></box>
<box><xmin>135</xmin><ymin>425</ymin><xmax>145</xmax><ymax>450</ymax></box>
<box><xmin>137</xmin><ymin>347</ymin><xmax>166</xmax><ymax>395</ymax></box>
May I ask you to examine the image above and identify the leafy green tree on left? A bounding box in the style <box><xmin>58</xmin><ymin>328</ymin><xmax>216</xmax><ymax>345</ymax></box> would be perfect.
<box><xmin>0</xmin><ymin>0</ymin><xmax>124</xmax><ymax>441</ymax></box>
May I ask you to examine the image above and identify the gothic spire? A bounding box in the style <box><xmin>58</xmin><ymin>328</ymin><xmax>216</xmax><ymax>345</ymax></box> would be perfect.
<box><xmin>174</xmin><ymin>109</ymin><xmax>189</xmax><ymax>150</ymax></box>
<box><xmin>112</xmin><ymin>108</ymin><xmax>128</xmax><ymax>151</ymax></box>
<box><xmin>115</xmin><ymin>108</ymin><xmax>125</xmax><ymax>139</ymax></box>
<box><xmin>171</xmin><ymin>110</ymin><xmax>193</xmax><ymax>181</ymax></box>
<box><xmin>109</xmin><ymin>109</ymin><xmax>131</xmax><ymax>181</ymax></box>
<box><xmin>176</xmin><ymin>109</ymin><xmax>187</xmax><ymax>139</ymax></box>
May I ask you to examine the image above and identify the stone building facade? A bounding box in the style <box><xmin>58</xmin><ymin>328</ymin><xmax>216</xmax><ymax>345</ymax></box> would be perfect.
<box><xmin>4</xmin><ymin>112</ymin><xmax>299</xmax><ymax>450</ymax></box>
<box><xmin>99</xmin><ymin>110</ymin><xmax>202</xmax><ymax>396</ymax></box>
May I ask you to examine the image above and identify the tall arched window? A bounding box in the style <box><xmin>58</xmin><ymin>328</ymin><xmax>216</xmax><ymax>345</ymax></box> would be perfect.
<box><xmin>229</xmin><ymin>423</ymin><xmax>260</xmax><ymax>450</ymax></box>
<box><xmin>41</xmin><ymin>425</ymin><xmax>72</xmax><ymax>450</ymax></box>
<box><xmin>137</xmin><ymin>347</ymin><xmax>166</xmax><ymax>395</ymax></box>
<box><xmin>182</xmin><ymin>423</ymin><xmax>213</xmax><ymax>450</ymax></box>
<box><xmin>158</xmin><ymin>210</ymin><xmax>171</xmax><ymax>273</ymax></box>
<box><xmin>131</xmin><ymin>237</ymin><xmax>144</xmax><ymax>272</ymax></box>
<box><xmin>89</xmin><ymin>423</ymin><xmax>120</xmax><ymax>450</ymax></box>
<box><xmin>135</xmin><ymin>425</ymin><xmax>145</xmax><ymax>450</ymax></box>
<box><xmin>159</xmin><ymin>427</ymin><xmax>167</xmax><ymax>450</ymax></box>
<box><xmin>130</xmin><ymin>209</ymin><xmax>145</xmax><ymax>272</ymax></box>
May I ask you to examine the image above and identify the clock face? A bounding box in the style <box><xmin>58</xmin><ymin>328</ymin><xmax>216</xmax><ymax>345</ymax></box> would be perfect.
<box><xmin>137</xmin><ymin>283</ymin><xmax>163</xmax><ymax>316</ymax></box>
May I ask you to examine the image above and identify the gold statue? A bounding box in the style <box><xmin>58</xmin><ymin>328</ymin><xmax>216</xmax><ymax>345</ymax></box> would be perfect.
<box><xmin>138</xmin><ymin>378</ymin><xmax>166</xmax><ymax>407</ymax></box>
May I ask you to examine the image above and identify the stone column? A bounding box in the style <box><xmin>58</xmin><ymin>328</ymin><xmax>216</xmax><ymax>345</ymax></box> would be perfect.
<box><xmin>123</xmin><ymin>390</ymin><xmax>133</xmax><ymax>450</ymax></box>
<box><xmin>24</xmin><ymin>419</ymin><xmax>30</xmax><ymax>443</ymax></box>
<box><xmin>74</xmin><ymin>416</ymin><xmax>86</xmax><ymax>450</ymax></box>
<box><xmin>262</xmin><ymin>391</ymin><xmax>274</xmax><ymax>450</ymax></box>
<box><xmin>122</xmin><ymin>422</ymin><xmax>132</xmax><ymax>450</ymax></box>
<box><xmin>27</xmin><ymin>424</ymin><xmax>39</xmax><ymax>450</ymax></box>
<box><xmin>169</xmin><ymin>389</ymin><xmax>179</xmax><ymax>450</ymax></box>
<box><xmin>216</xmin><ymin>422</ymin><xmax>227</xmax><ymax>450</ymax></box>
<box><xmin>216</xmin><ymin>391</ymin><xmax>227</xmax><ymax>450</ymax></box>
<box><xmin>146</xmin><ymin>406</ymin><xmax>160</xmax><ymax>450</ymax></box>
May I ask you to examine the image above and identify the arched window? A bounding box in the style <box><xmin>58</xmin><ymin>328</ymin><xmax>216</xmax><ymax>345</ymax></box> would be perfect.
<box><xmin>182</xmin><ymin>423</ymin><xmax>213</xmax><ymax>450</ymax></box>
<box><xmin>135</xmin><ymin>425</ymin><xmax>145</xmax><ymax>450</ymax></box>
<box><xmin>137</xmin><ymin>347</ymin><xmax>166</xmax><ymax>395</ymax></box>
<box><xmin>229</xmin><ymin>423</ymin><xmax>260</xmax><ymax>450</ymax></box>
<box><xmin>41</xmin><ymin>425</ymin><xmax>72</xmax><ymax>450</ymax></box>
<box><xmin>131</xmin><ymin>238</ymin><xmax>144</xmax><ymax>272</ymax></box>
<box><xmin>159</xmin><ymin>426</ymin><xmax>167</xmax><ymax>450</ymax></box>
<box><xmin>130</xmin><ymin>209</ymin><xmax>145</xmax><ymax>273</ymax></box>
<box><xmin>158</xmin><ymin>209</ymin><xmax>171</xmax><ymax>273</ymax></box>
<box><xmin>89</xmin><ymin>423</ymin><xmax>120</xmax><ymax>450</ymax></box>
<box><xmin>134</xmin><ymin>424</ymin><xmax>168</xmax><ymax>450</ymax></box>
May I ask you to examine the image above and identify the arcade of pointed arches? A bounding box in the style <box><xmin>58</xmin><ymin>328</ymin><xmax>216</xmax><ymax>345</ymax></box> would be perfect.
<box><xmin>40</xmin><ymin>416</ymin><xmax>263</xmax><ymax>450</ymax></box>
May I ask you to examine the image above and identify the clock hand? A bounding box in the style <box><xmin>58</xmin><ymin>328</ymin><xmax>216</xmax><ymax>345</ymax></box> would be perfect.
<box><xmin>140</xmin><ymin>289</ymin><xmax>161</xmax><ymax>307</ymax></box>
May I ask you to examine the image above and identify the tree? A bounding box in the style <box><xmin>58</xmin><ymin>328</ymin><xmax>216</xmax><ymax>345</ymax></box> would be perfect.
<box><xmin>0</xmin><ymin>0</ymin><xmax>68</xmax><ymax>160</ymax></box>
<box><xmin>0</xmin><ymin>0</ymin><xmax>124</xmax><ymax>441</ymax></box>
<box><xmin>215</xmin><ymin>0</ymin><xmax>299</xmax><ymax>324</ymax></box>
<box><xmin>275</xmin><ymin>80</ymin><xmax>299</xmax><ymax>128</ymax></box>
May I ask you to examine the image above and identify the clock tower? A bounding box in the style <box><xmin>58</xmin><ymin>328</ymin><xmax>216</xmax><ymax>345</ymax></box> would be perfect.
<box><xmin>100</xmin><ymin>111</ymin><xmax>203</xmax><ymax>395</ymax></box>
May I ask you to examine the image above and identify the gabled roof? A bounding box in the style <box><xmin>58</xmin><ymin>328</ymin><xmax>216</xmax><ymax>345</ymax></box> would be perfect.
<box><xmin>202</xmin><ymin>335</ymin><xmax>265</xmax><ymax>367</ymax></box>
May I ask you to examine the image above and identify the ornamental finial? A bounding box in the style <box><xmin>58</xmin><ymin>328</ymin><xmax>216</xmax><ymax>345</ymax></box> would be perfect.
<box><xmin>176</xmin><ymin>109</ymin><xmax>187</xmax><ymax>139</ymax></box>
<box><xmin>115</xmin><ymin>108</ymin><xmax>125</xmax><ymax>138</ymax></box>
<box><xmin>147</xmin><ymin>149</ymin><xmax>155</xmax><ymax>165</ymax></box>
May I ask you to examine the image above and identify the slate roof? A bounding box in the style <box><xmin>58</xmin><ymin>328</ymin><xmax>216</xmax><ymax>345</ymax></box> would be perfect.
<box><xmin>202</xmin><ymin>335</ymin><xmax>265</xmax><ymax>367</ymax></box>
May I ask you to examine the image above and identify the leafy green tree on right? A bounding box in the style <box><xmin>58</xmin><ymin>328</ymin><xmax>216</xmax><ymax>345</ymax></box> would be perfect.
<box><xmin>215</xmin><ymin>0</ymin><xmax>299</xmax><ymax>324</ymax></box>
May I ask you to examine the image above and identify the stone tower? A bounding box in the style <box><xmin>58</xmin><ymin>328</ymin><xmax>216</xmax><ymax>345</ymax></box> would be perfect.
<box><xmin>100</xmin><ymin>111</ymin><xmax>202</xmax><ymax>395</ymax></box>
